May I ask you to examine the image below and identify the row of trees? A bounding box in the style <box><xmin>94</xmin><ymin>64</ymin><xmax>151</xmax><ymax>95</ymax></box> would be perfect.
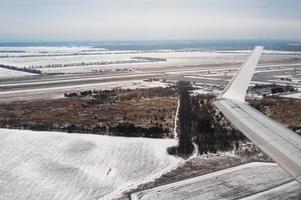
<box><xmin>0</xmin><ymin>64</ymin><xmax>42</xmax><ymax>74</ymax></box>
<box><xmin>191</xmin><ymin>95</ymin><xmax>241</xmax><ymax>154</ymax></box>
<box><xmin>0</xmin><ymin>121</ymin><xmax>167</xmax><ymax>138</ymax></box>
<box><xmin>131</xmin><ymin>57</ymin><xmax>167</xmax><ymax>62</ymax></box>
<box><xmin>28</xmin><ymin>58</ymin><xmax>164</xmax><ymax>69</ymax></box>
<box><xmin>169</xmin><ymin>81</ymin><xmax>242</xmax><ymax>156</ymax></box>
<box><xmin>64</xmin><ymin>87</ymin><xmax>177</xmax><ymax>103</ymax></box>
<box><xmin>109</xmin><ymin>123</ymin><xmax>167</xmax><ymax>138</ymax></box>
<box><xmin>170</xmin><ymin>81</ymin><xmax>194</xmax><ymax>156</ymax></box>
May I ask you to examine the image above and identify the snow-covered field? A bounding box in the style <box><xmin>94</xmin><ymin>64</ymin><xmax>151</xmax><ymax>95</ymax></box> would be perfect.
<box><xmin>131</xmin><ymin>162</ymin><xmax>300</xmax><ymax>200</ymax></box>
<box><xmin>0</xmin><ymin>68</ymin><xmax>35</xmax><ymax>78</ymax></box>
<box><xmin>0</xmin><ymin>51</ymin><xmax>247</xmax><ymax>74</ymax></box>
<box><xmin>1</xmin><ymin>46</ymin><xmax>301</xmax><ymax>75</ymax></box>
<box><xmin>281</xmin><ymin>92</ymin><xmax>301</xmax><ymax>99</ymax></box>
<box><xmin>243</xmin><ymin>181</ymin><xmax>301</xmax><ymax>200</ymax></box>
<box><xmin>0</xmin><ymin>128</ymin><xmax>181</xmax><ymax>199</ymax></box>
<box><xmin>0</xmin><ymin>46</ymin><xmax>244</xmax><ymax>74</ymax></box>
<box><xmin>0</xmin><ymin>80</ymin><xmax>169</xmax><ymax>96</ymax></box>
<box><xmin>218</xmin><ymin>50</ymin><xmax>301</xmax><ymax>55</ymax></box>
<box><xmin>0</xmin><ymin>46</ymin><xmax>106</xmax><ymax>57</ymax></box>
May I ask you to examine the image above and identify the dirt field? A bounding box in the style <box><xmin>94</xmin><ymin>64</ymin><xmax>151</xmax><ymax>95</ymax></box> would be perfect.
<box><xmin>0</xmin><ymin>87</ymin><xmax>178</xmax><ymax>136</ymax></box>
<box><xmin>249</xmin><ymin>96</ymin><xmax>301</xmax><ymax>134</ymax></box>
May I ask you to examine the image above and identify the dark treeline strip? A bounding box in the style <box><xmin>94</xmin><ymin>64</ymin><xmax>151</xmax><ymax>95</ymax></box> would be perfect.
<box><xmin>0</xmin><ymin>122</ymin><xmax>167</xmax><ymax>138</ymax></box>
<box><xmin>192</xmin><ymin>94</ymin><xmax>242</xmax><ymax>154</ymax></box>
<box><xmin>65</xmin><ymin>87</ymin><xmax>177</xmax><ymax>103</ymax></box>
<box><xmin>168</xmin><ymin>81</ymin><xmax>243</xmax><ymax>156</ymax></box>
<box><xmin>0</xmin><ymin>50</ymin><xmax>171</xmax><ymax>58</ymax></box>
<box><xmin>168</xmin><ymin>81</ymin><xmax>195</xmax><ymax>156</ymax></box>
<box><xmin>177</xmin><ymin>81</ymin><xmax>195</xmax><ymax>155</ymax></box>
<box><xmin>0</xmin><ymin>64</ymin><xmax>42</xmax><ymax>74</ymax></box>
<box><xmin>131</xmin><ymin>57</ymin><xmax>167</xmax><ymax>62</ymax></box>
<box><xmin>27</xmin><ymin>58</ymin><xmax>166</xmax><ymax>69</ymax></box>
<box><xmin>0</xmin><ymin>50</ymin><xmax>25</xmax><ymax>53</ymax></box>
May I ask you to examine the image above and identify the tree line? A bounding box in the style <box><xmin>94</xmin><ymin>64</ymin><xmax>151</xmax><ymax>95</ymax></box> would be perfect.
<box><xmin>0</xmin><ymin>64</ymin><xmax>42</xmax><ymax>74</ymax></box>
<box><xmin>191</xmin><ymin>95</ymin><xmax>241</xmax><ymax>154</ymax></box>
<box><xmin>169</xmin><ymin>81</ymin><xmax>243</xmax><ymax>156</ymax></box>
<box><xmin>0</xmin><ymin>121</ymin><xmax>167</xmax><ymax>138</ymax></box>
<box><xmin>27</xmin><ymin>57</ymin><xmax>166</xmax><ymax>69</ymax></box>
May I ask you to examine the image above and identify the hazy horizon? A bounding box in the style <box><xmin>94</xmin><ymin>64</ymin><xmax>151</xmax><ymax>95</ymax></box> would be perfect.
<box><xmin>1</xmin><ymin>0</ymin><xmax>301</xmax><ymax>41</ymax></box>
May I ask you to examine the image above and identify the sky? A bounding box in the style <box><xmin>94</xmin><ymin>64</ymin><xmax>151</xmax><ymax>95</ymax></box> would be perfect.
<box><xmin>1</xmin><ymin>0</ymin><xmax>301</xmax><ymax>41</ymax></box>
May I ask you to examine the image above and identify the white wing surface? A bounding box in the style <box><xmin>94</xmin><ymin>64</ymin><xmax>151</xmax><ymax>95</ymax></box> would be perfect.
<box><xmin>215</xmin><ymin>46</ymin><xmax>301</xmax><ymax>184</ymax></box>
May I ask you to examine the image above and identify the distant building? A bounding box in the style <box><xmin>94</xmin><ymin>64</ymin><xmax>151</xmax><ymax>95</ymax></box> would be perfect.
<box><xmin>248</xmin><ymin>83</ymin><xmax>296</xmax><ymax>97</ymax></box>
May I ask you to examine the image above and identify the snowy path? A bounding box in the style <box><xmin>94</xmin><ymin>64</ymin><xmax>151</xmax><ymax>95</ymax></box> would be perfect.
<box><xmin>0</xmin><ymin>128</ymin><xmax>181</xmax><ymax>200</ymax></box>
<box><xmin>173</xmin><ymin>99</ymin><xmax>180</xmax><ymax>138</ymax></box>
<box><xmin>131</xmin><ymin>162</ymin><xmax>298</xmax><ymax>200</ymax></box>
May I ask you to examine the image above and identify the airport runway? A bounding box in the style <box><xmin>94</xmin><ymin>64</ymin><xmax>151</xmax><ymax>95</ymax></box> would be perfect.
<box><xmin>0</xmin><ymin>63</ymin><xmax>300</xmax><ymax>103</ymax></box>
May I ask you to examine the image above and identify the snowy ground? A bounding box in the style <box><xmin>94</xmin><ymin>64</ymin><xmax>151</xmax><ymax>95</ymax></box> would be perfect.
<box><xmin>281</xmin><ymin>92</ymin><xmax>301</xmax><ymax>99</ymax></box>
<box><xmin>0</xmin><ymin>46</ymin><xmax>105</xmax><ymax>57</ymax></box>
<box><xmin>0</xmin><ymin>68</ymin><xmax>35</xmax><ymax>78</ymax></box>
<box><xmin>0</xmin><ymin>51</ymin><xmax>246</xmax><ymax>74</ymax></box>
<box><xmin>1</xmin><ymin>46</ymin><xmax>301</xmax><ymax>78</ymax></box>
<box><xmin>0</xmin><ymin>128</ymin><xmax>181</xmax><ymax>200</ymax></box>
<box><xmin>242</xmin><ymin>181</ymin><xmax>301</xmax><ymax>200</ymax></box>
<box><xmin>131</xmin><ymin>162</ymin><xmax>300</xmax><ymax>200</ymax></box>
<box><xmin>0</xmin><ymin>80</ymin><xmax>168</xmax><ymax>96</ymax></box>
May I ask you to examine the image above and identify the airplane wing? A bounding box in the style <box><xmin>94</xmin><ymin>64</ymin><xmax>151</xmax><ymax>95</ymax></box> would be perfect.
<box><xmin>214</xmin><ymin>46</ymin><xmax>301</xmax><ymax>184</ymax></box>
